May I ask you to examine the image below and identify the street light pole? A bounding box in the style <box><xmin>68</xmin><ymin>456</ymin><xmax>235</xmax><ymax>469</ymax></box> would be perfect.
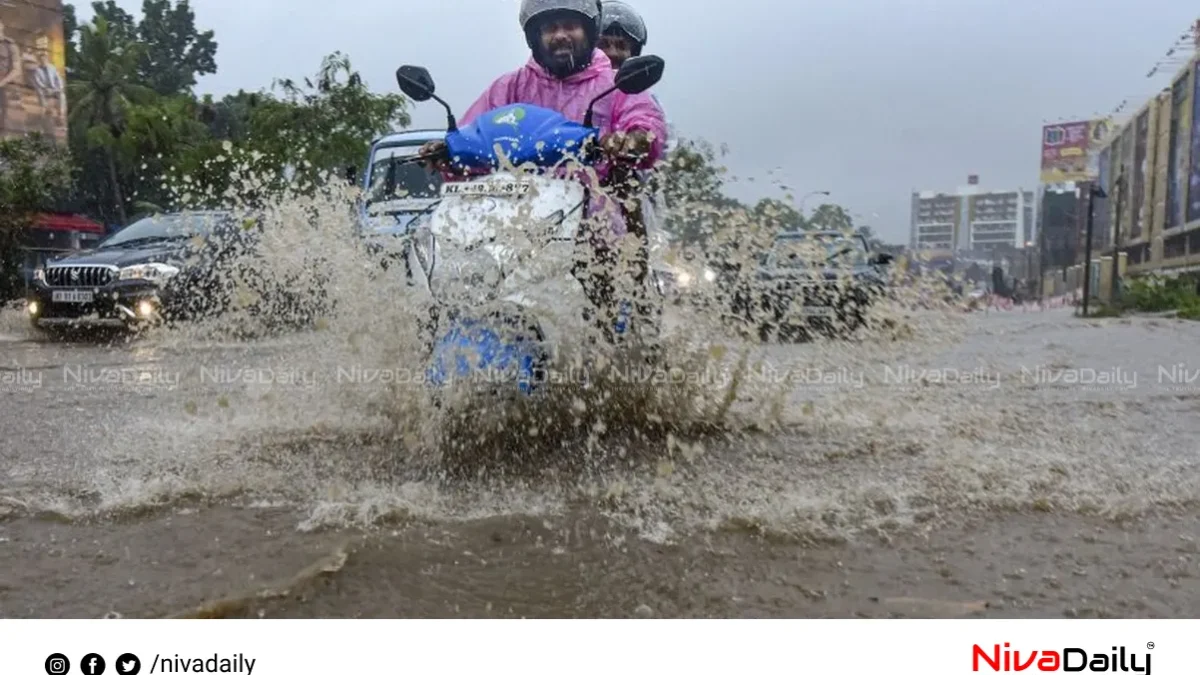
<box><xmin>1080</xmin><ymin>182</ymin><xmax>1107</xmax><ymax>317</ymax></box>
<box><xmin>1024</xmin><ymin>241</ymin><xmax>1033</xmax><ymax>290</ymax></box>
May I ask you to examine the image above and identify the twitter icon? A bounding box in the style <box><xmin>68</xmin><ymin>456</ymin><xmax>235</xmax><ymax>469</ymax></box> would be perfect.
<box><xmin>114</xmin><ymin>654</ymin><xmax>141</xmax><ymax>675</ymax></box>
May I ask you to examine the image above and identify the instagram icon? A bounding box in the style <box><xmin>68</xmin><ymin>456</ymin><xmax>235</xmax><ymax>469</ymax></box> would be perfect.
<box><xmin>45</xmin><ymin>653</ymin><xmax>70</xmax><ymax>675</ymax></box>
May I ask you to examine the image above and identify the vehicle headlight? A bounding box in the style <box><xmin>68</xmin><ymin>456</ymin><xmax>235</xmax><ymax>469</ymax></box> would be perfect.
<box><xmin>677</xmin><ymin>271</ymin><xmax>693</xmax><ymax>287</ymax></box>
<box><xmin>33</xmin><ymin>267</ymin><xmax>45</xmax><ymax>283</ymax></box>
<box><xmin>703</xmin><ymin>267</ymin><xmax>717</xmax><ymax>283</ymax></box>
<box><xmin>426</xmin><ymin>240</ymin><xmax>504</xmax><ymax>299</ymax></box>
<box><xmin>118</xmin><ymin>263</ymin><xmax>180</xmax><ymax>282</ymax></box>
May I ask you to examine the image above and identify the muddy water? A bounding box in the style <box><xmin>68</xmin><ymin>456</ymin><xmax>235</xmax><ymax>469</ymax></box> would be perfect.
<box><xmin>2</xmin><ymin>308</ymin><xmax>1200</xmax><ymax>618</ymax></box>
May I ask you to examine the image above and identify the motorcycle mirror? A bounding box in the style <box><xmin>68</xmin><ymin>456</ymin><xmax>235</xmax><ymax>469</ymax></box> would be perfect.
<box><xmin>395</xmin><ymin>65</ymin><xmax>435</xmax><ymax>101</ymax></box>
<box><xmin>614</xmin><ymin>55</ymin><xmax>665</xmax><ymax>95</ymax></box>
<box><xmin>395</xmin><ymin>65</ymin><xmax>458</xmax><ymax>131</ymax></box>
<box><xmin>583</xmin><ymin>54</ymin><xmax>666</xmax><ymax>127</ymax></box>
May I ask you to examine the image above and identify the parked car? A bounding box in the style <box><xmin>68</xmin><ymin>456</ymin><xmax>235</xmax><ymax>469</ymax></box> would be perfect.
<box><xmin>357</xmin><ymin>128</ymin><xmax>447</xmax><ymax>271</ymax></box>
<box><xmin>733</xmin><ymin>230</ymin><xmax>894</xmax><ymax>341</ymax></box>
<box><xmin>26</xmin><ymin>210</ymin><xmax>329</xmax><ymax>333</ymax></box>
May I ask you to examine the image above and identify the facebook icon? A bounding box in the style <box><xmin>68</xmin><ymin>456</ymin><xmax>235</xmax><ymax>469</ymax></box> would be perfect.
<box><xmin>80</xmin><ymin>654</ymin><xmax>106</xmax><ymax>675</ymax></box>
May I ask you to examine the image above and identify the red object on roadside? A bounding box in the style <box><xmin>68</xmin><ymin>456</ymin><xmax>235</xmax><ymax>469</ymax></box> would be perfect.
<box><xmin>32</xmin><ymin>213</ymin><xmax>106</xmax><ymax>235</ymax></box>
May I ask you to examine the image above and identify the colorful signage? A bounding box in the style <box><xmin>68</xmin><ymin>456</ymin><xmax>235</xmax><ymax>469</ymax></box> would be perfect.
<box><xmin>1040</xmin><ymin>119</ymin><xmax>1112</xmax><ymax>184</ymax></box>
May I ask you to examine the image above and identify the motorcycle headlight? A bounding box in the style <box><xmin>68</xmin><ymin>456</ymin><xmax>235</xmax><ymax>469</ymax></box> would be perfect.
<box><xmin>427</xmin><ymin>240</ymin><xmax>504</xmax><ymax>299</ymax></box>
<box><xmin>118</xmin><ymin>262</ymin><xmax>181</xmax><ymax>282</ymax></box>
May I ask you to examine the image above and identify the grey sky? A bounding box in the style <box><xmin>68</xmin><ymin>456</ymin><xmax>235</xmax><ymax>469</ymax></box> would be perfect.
<box><xmin>81</xmin><ymin>0</ymin><xmax>1197</xmax><ymax>243</ymax></box>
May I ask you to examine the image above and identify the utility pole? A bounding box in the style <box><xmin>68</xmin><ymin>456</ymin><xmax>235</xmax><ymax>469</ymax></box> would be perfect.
<box><xmin>1109</xmin><ymin>171</ymin><xmax>1125</xmax><ymax>305</ymax></box>
<box><xmin>1080</xmin><ymin>182</ymin><xmax>1107</xmax><ymax>317</ymax></box>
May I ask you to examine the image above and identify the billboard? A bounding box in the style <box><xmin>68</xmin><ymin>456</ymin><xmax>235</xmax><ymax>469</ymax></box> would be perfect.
<box><xmin>0</xmin><ymin>0</ymin><xmax>67</xmax><ymax>143</ymax></box>
<box><xmin>1189</xmin><ymin>60</ymin><xmax>1200</xmax><ymax>223</ymax></box>
<box><xmin>1040</xmin><ymin>118</ymin><xmax>1113</xmax><ymax>184</ymax></box>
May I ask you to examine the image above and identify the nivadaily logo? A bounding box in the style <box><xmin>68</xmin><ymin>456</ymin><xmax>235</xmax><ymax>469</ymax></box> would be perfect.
<box><xmin>973</xmin><ymin>643</ymin><xmax>1151</xmax><ymax>673</ymax></box>
<box><xmin>493</xmin><ymin>107</ymin><xmax>526</xmax><ymax>126</ymax></box>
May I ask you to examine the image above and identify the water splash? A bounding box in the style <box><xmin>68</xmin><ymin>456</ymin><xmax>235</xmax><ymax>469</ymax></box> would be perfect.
<box><xmin>14</xmin><ymin>150</ymin><xmax>1178</xmax><ymax>548</ymax></box>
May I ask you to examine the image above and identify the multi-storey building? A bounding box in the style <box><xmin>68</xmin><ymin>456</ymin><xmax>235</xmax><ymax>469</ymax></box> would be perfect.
<box><xmin>910</xmin><ymin>178</ymin><xmax>1035</xmax><ymax>255</ymax></box>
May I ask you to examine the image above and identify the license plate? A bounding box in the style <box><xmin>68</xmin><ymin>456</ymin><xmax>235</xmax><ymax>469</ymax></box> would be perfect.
<box><xmin>441</xmin><ymin>181</ymin><xmax>531</xmax><ymax>197</ymax></box>
<box><xmin>51</xmin><ymin>289</ymin><xmax>94</xmax><ymax>303</ymax></box>
<box><xmin>799</xmin><ymin>305</ymin><xmax>834</xmax><ymax>316</ymax></box>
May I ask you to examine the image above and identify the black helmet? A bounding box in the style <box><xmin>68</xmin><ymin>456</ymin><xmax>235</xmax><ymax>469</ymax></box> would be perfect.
<box><xmin>599</xmin><ymin>1</ymin><xmax>647</xmax><ymax>55</ymax></box>
<box><xmin>519</xmin><ymin>0</ymin><xmax>603</xmax><ymax>52</ymax></box>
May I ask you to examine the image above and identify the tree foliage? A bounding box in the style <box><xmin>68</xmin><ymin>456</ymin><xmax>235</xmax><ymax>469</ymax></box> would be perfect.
<box><xmin>655</xmin><ymin>139</ymin><xmax>874</xmax><ymax>249</ymax></box>
<box><xmin>0</xmin><ymin>136</ymin><xmax>73</xmax><ymax>300</ymax></box>
<box><xmin>54</xmin><ymin>1</ymin><xmax>411</xmax><ymax>223</ymax></box>
<box><xmin>136</xmin><ymin>0</ymin><xmax>217</xmax><ymax>96</ymax></box>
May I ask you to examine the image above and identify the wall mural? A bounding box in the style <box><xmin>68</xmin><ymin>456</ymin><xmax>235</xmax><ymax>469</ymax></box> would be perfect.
<box><xmin>0</xmin><ymin>0</ymin><xmax>67</xmax><ymax>143</ymax></box>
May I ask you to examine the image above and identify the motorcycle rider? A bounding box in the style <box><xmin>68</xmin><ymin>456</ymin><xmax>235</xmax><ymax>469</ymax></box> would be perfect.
<box><xmin>597</xmin><ymin>0</ymin><xmax>670</xmax><ymax>262</ymax></box>
<box><xmin>597</xmin><ymin>0</ymin><xmax>646</xmax><ymax>70</ymax></box>
<box><xmin>419</xmin><ymin>0</ymin><xmax>668</xmax><ymax>340</ymax></box>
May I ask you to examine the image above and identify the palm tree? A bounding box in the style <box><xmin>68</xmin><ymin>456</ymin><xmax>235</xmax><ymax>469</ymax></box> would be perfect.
<box><xmin>67</xmin><ymin>15</ymin><xmax>154</xmax><ymax>226</ymax></box>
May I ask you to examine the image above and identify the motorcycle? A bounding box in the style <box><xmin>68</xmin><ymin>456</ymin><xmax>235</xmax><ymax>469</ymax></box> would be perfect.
<box><xmin>392</xmin><ymin>55</ymin><xmax>667</xmax><ymax>396</ymax></box>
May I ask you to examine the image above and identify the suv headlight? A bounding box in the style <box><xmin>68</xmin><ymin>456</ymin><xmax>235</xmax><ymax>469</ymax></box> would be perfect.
<box><xmin>33</xmin><ymin>267</ymin><xmax>45</xmax><ymax>283</ymax></box>
<box><xmin>118</xmin><ymin>263</ymin><xmax>181</xmax><ymax>282</ymax></box>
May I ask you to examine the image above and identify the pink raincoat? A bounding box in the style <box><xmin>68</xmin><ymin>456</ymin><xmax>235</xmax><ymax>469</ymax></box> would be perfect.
<box><xmin>452</xmin><ymin>49</ymin><xmax>668</xmax><ymax>237</ymax></box>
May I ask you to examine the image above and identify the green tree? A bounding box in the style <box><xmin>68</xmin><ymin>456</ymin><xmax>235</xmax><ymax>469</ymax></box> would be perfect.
<box><xmin>752</xmin><ymin>197</ymin><xmax>805</xmax><ymax>232</ymax></box>
<box><xmin>68</xmin><ymin>14</ymin><xmax>156</xmax><ymax>225</ymax></box>
<box><xmin>242</xmin><ymin>52</ymin><xmax>409</xmax><ymax>192</ymax></box>
<box><xmin>63</xmin><ymin>4</ymin><xmax>80</xmax><ymax>77</ymax></box>
<box><xmin>807</xmin><ymin>203</ymin><xmax>854</xmax><ymax>232</ymax></box>
<box><xmin>0</xmin><ymin>136</ymin><xmax>72</xmax><ymax>301</ymax></box>
<box><xmin>118</xmin><ymin>93</ymin><xmax>214</xmax><ymax>214</ymax></box>
<box><xmin>657</xmin><ymin>137</ymin><xmax>744</xmax><ymax>245</ymax></box>
<box><xmin>86</xmin><ymin>1</ymin><xmax>139</xmax><ymax>45</ymax></box>
<box><xmin>198</xmin><ymin>90</ymin><xmax>260</xmax><ymax>143</ymax></box>
<box><xmin>136</xmin><ymin>0</ymin><xmax>218</xmax><ymax>95</ymax></box>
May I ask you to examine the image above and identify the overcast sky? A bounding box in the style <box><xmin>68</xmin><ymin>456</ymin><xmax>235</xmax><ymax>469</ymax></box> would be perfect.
<box><xmin>80</xmin><ymin>0</ymin><xmax>1198</xmax><ymax>243</ymax></box>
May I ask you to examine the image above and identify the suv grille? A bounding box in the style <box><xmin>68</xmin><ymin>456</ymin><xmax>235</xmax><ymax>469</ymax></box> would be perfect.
<box><xmin>46</xmin><ymin>265</ymin><xmax>115</xmax><ymax>288</ymax></box>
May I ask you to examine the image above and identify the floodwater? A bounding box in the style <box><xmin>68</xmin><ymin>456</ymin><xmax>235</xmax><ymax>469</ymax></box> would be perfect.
<box><xmin>3</xmin><ymin>304</ymin><xmax>1198</xmax><ymax>618</ymax></box>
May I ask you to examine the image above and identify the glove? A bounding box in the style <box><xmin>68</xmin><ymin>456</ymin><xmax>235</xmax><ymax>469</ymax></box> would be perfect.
<box><xmin>601</xmin><ymin>130</ymin><xmax>653</xmax><ymax>164</ymax></box>
<box><xmin>418</xmin><ymin>140</ymin><xmax>450</xmax><ymax>171</ymax></box>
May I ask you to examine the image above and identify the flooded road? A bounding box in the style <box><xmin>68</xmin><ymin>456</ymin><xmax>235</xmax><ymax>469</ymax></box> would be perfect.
<box><xmin>2</xmin><ymin>307</ymin><xmax>1199</xmax><ymax>618</ymax></box>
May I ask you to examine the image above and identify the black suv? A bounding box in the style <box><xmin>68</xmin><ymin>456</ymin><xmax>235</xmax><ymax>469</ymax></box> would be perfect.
<box><xmin>729</xmin><ymin>230</ymin><xmax>893</xmax><ymax>341</ymax></box>
<box><xmin>26</xmin><ymin>210</ymin><xmax>329</xmax><ymax>333</ymax></box>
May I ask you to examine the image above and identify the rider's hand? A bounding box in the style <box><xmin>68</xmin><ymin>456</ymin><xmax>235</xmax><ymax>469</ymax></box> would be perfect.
<box><xmin>602</xmin><ymin>130</ymin><xmax>653</xmax><ymax>164</ymax></box>
<box><xmin>419</xmin><ymin>140</ymin><xmax>450</xmax><ymax>171</ymax></box>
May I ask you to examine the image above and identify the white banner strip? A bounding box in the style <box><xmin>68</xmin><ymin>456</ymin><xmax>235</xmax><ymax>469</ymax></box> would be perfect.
<box><xmin>7</xmin><ymin>620</ymin><xmax>1191</xmax><ymax>674</ymax></box>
